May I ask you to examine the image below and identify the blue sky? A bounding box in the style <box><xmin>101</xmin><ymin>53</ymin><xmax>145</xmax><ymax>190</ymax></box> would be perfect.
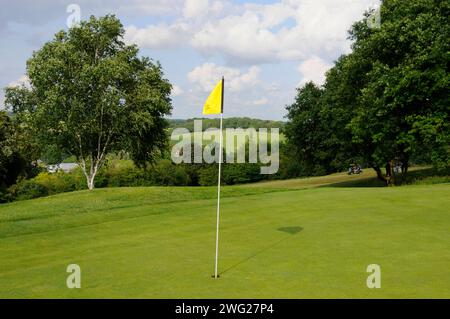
<box><xmin>0</xmin><ymin>0</ymin><xmax>379</xmax><ymax>120</ymax></box>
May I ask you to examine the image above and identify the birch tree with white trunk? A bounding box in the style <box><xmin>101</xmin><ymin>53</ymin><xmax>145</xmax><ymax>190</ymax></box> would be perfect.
<box><xmin>5</xmin><ymin>15</ymin><xmax>172</xmax><ymax>190</ymax></box>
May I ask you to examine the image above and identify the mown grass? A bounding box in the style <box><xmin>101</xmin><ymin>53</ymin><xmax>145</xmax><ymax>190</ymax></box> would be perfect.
<box><xmin>0</xmin><ymin>172</ymin><xmax>449</xmax><ymax>298</ymax></box>
<box><xmin>170</xmin><ymin>131</ymin><xmax>286</xmax><ymax>148</ymax></box>
<box><xmin>0</xmin><ymin>187</ymin><xmax>284</xmax><ymax>238</ymax></box>
<box><xmin>243</xmin><ymin>169</ymin><xmax>381</xmax><ymax>189</ymax></box>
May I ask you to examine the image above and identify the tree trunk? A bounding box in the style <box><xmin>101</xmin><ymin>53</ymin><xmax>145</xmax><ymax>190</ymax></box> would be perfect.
<box><xmin>87</xmin><ymin>174</ymin><xmax>96</xmax><ymax>190</ymax></box>
<box><xmin>373</xmin><ymin>160</ymin><xmax>395</xmax><ymax>186</ymax></box>
<box><xmin>374</xmin><ymin>166</ymin><xmax>388</xmax><ymax>185</ymax></box>
<box><xmin>78</xmin><ymin>158</ymin><xmax>100</xmax><ymax>191</ymax></box>
<box><xmin>86</xmin><ymin>161</ymin><xmax>100</xmax><ymax>190</ymax></box>
<box><xmin>401</xmin><ymin>161</ymin><xmax>408</xmax><ymax>174</ymax></box>
<box><xmin>385</xmin><ymin>160</ymin><xmax>395</xmax><ymax>186</ymax></box>
<box><xmin>76</xmin><ymin>132</ymin><xmax>111</xmax><ymax>191</ymax></box>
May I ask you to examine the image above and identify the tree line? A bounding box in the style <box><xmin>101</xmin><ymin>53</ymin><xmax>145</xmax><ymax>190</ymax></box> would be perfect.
<box><xmin>168</xmin><ymin>118</ymin><xmax>285</xmax><ymax>132</ymax></box>
<box><xmin>285</xmin><ymin>0</ymin><xmax>449</xmax><ymax>185</ymax></box>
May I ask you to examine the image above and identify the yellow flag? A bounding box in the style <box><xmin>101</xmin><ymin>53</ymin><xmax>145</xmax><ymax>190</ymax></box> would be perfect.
<box><xmin>202</xmin><ymin>78</ymin><xmax>223</xmax><ymax>115</ymax></box>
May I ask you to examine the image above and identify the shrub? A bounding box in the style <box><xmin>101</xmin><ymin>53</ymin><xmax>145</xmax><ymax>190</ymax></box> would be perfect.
<box><xmin>222</xmin><ymin>163</ymin><xmax>263</xmax><ymax>185</ymax></box>
<box><xmin>13</xmin><ymin>179</ymin><xmax>49</xmax><ymax>200</ymax></box>
<box><xmin>151</xmin><ymin>159</ymin><xmax>190</xmax><ymax>186</ymax></box>
<box><xmin>33</xmin><ymin>171</ymin><xmax>85</xmax><ymax>193</ymax></box>
<box><xmin>102</xmin><ymin>160</ymin><xmax>148</xmax><ymax>187</ymax></box>
<box><xmin>0</xmin><ymin>188</ymin><xmax>12</xmax><ymax>203</ymax></box>
<box><xmin>198</xmin><ymin>163</ymin><xmax>266</xmax><ymax>186</ymax></box>
<box><xmin>198</xmin><ymin>165</ymin><xmax>218</xmax><ymax>186</ymax></box>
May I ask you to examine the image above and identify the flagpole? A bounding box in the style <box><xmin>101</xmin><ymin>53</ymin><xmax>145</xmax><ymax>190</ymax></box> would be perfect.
<box><xmin>214</xmin><ymin>77</ymin><xmax>224</xmax><ymax>279</ymax></box>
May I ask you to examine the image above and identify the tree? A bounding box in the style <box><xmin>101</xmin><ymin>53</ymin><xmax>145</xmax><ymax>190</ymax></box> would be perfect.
<box><xmin>0</xmin><ymin>111</ymin><xmax>36</xmax><ymax>200</ymax></box>
<box><xmin>348</xmin><ymin>0</ymin><xmax>450</xmax><ymax>183</ymax></box>
<box><xmin>5</xmin><ymin>15</ymin><xmax>173</xmax><ymax>190</ymax></box>
<box><xmin>285</xmin><ymin>58</ymin><xmax>365</xmax><ymax>176</ymax></box>
<box><xmin>285</xmin><ymin>0</ymin><xmax>449</xmax><ymax>185</ymax></box>
<box><xmin>285</xmin><ymin>82</ymin><xmax>328</xmax><ymax>175</ymax></box>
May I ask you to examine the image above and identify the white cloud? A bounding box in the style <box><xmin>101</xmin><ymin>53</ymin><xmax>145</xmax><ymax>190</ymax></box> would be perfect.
<box><xmin>127</xmin><ymin>0</ymin><xmax>377</xmax><ymax>64</ymax></box>
<box><xmin>298</xmin><ymin>56</ymin><xmax>332</xmax><ymax>87</ymax></box>
<box><xmin>243</xmin><ymin>2</ymin><xmax>295</xmax><ymax>28</ymax></box>
<box><xmin>183</xmin><ymin>63</ymin><xmax>282</xmax><ymax>118</ymax></box>
<box><xmin>0</xmin><ymin>0</ymin><xmax>380</xmax><ymax>120</ymax></box>
<box><xmin>190</xmin><ymin>12</ymin><xmax>281</xmax><ymax>64</ymax></box>
<box><xmin>252</xmin><ymin>97</ymin><xmax>268</xmax><ymax>106</ymax></box>
<box><xmin>0</xmin><ymin>0</ymin><xmax>378</xmax><ymax>64</ymax></box>
<box><xmin>119</xmin><ymin>0</ymin><xmax>378</xmax><ymax>119</ymax></box>
<box><xmin>124</xmin><ymin>23</ymin><xmax>189</xmax><ymax>49</ymax></box>
<box><xmin>183</xmin><ymin>0</ymin><xmax>210</xmax><ymax>19</ymax></box>
<box><xmin>172</xmin><ymin>85</ymin><xmax>184</xmax><ymax>97</ymax></box>
<box><xmin>8</xmin><ymin>75</ymin><xmax>30</xmax><ymax>88</ymax></box>
<box><xmin>192</xmin><ymin>0</ymin><xmax>374</xmax><ymax>63</ymax></box>
<box><xmin>188</xmin><ymin>63</ymin><xmax>260</xmax><ymax>92</ymax></box>
<box><xmin>0</xmin><ymin>0</ymin><xmax>186</xmax><ymax>33</ymax></box>
<box><xmin>183</xmin><ymin>0</ymin><xmax>226</xmax><ymax>19</ymax></box>
<box><xmin>116</xmin><ymin>0</ymin><xmax>185</xmax><ymax>16</ymax></box>
<box><xmin>2</xmin><ymin>75</ymin><xmax>30</xmax><ymax>110</ymax></box>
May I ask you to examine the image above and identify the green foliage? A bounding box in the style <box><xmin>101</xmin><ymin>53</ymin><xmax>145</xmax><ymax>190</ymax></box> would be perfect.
<box><xmin>10</xmin><ymin>180</ymin><xmax>49</xmax><ymax>200</ymax></box>
<box><xmin>0</xmin><ymin>111</ymin><xmax>40</xmax><ymax>202</ymax></box>
<box><xmin>222</xmin><ymin>164</ymin><xmax>263</xmax><ymax>185</ymax></box>
<box><xmin>272</xmin><ymin>144</ymin><xmax>305</xmax><ymax>179</ymax></box>
<box><xmin>33</xmin><ymin>172</ymin><xmax>86</xmax><ymax>193</ymax></box>
<box><xmin>40</xmin><ymin>144</ymin><xmax>68</xmax><ymax>165</ymax></box>
<box><xmin>0</xmin><ymin>112</ymin><xmax>23</xmax><ymax>189</ymax></box>
<box><xmin>3</xmin><ymin>157</ymin><xmax>277</xmax><ymax>201</ymax></box>
<box><xmin>189</xmin><ymin>163</ymin><xmax>266</xmax><ymax>186</ymax></box>
<box><xmin>285</xmin><ymin>83</ymin><xmax>331</xmax><ymax>175</ymax></box>
<box><xmin>5</xmin><ymin>15</ymin><xmax>172</xmax><ymax>190</ymax></box>
<box><xmin>168</xmin><ymin>117</ymin><xmax>285</xmax><ymax>133</ymax></box>
<box><xmin>100</xmin><ymin>159</ymin><xmax>190</xmax><ymax>187</ymax></box>
<box><xmin>285</xmin><ymin>0</ymin><xmax>450</xmax><ymax>183</ymax></box>
<box><xmin>102</xmin><ymin>160</ymin><xmax>145</xmax><ymax>187</ymax></box>
<box><xmin>7</xmin><ymin>171</ymin><xmax>85</xmax><ymax>201</ymax></box>
<box><xmin>151</xmin><ymin>160</ymin><xmax>191</xmax><ymax>186</ymax></box>
<box><xmin>350</xmin><ymin>0</ymin><xmax>450</xmax><ymax>171</ymax></box>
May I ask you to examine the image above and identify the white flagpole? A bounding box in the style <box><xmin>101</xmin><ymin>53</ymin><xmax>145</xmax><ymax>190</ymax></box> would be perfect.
<box><xmin>214</xmin><ymin>78</ymin><xmax>224</xmax><ymax>279</ymax></box>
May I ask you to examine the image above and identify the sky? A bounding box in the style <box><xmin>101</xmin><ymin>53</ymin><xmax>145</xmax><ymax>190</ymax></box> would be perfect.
<box><xmin>0</xmin><ymin>0</ymin><xmax>380</xmax><ymax>120</ymax></box>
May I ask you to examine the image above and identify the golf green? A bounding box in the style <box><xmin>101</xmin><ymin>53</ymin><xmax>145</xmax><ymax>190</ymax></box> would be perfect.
<box><xmin>0</xmin><ymin>182</ymin><xmax>449</xmax><ymax>298</ymax></box>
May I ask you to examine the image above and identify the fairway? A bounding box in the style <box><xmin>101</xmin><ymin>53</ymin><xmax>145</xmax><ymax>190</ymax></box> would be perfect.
<box><xmin>0</xmin><ymin>181</ymin><xmax>449</xmax><ymax>298</ymax></box>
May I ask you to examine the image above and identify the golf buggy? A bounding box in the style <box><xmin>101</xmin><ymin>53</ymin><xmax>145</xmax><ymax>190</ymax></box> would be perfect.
<box><xmin>348</xmin><ymin>163</ymin><xmax>363</xmax><ymax>175</ymax></box>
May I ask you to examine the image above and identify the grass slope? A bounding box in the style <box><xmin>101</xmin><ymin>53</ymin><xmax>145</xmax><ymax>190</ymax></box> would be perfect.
<box><xmin>0</xmin><ymin>177</ymin><xmax>449</xmax><ymax>298</ymax></box>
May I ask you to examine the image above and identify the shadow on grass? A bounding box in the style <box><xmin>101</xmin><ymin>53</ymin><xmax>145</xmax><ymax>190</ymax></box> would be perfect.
<box><xmin>219</xmin><ymin>226</ymin><xmax>303</xmax><ymax>276</ymax></box>
<box><xmin>323</xmin><ymin>176</ymin><xmax>385</xmax><ymax>188</ymax></box>
<box><xmin>277</xmin><ymin>226</ymin><xmax>303</xmax><ymax>235</ymax></box>
<box><xmin>323</xmin><ymin>167</ymin><xmax>450</xmax><ymax>188</ymax></box>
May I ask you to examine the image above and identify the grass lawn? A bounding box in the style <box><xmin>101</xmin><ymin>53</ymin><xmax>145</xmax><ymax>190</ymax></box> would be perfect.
<box><xmin>171</xmin><ymin>131</ymin><xmax>286</xmax><ymax>148</ymax></box>
<box><xmin>0</xmin><ymin>176</ymin><xmax>449</xmax><ymax>298</ymax></box>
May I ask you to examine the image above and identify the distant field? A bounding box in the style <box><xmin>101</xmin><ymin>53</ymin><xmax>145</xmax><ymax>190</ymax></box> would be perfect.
<box><xmin>170</xmin><ymin>130</ymin><xmax>286</xmax><ymax>148</ymax></box>
<box><xmin>0</xmin><ymin>173</ymin><xmax>449</xmax><ymax>298</ymax></box>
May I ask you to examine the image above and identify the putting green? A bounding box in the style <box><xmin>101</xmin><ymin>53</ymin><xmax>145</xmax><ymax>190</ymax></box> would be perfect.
<box><xmin>0</xmin><ymin>183</ymin><xmax>449</xmax><ymax>298</ymax></box>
